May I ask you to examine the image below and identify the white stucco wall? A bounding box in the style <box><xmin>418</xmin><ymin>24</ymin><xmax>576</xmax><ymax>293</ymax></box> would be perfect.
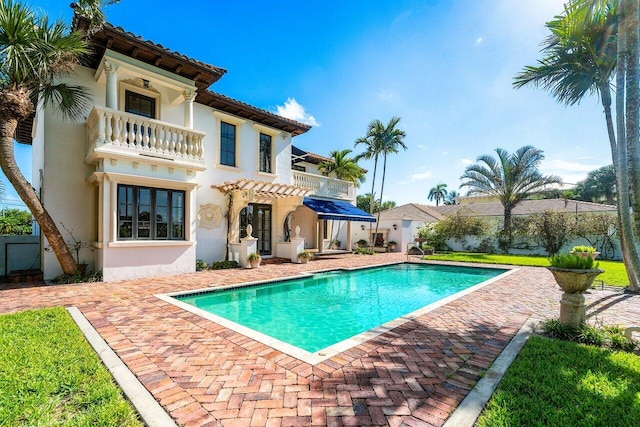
<box><xmin>41</xmin><ymin>66</ymin><xmax>99</xmax><ymax>279</ymax></box>
<box><xmin>38</xmin><ymin>52</ymin><xmax>303</xmax><ymax>280</ymax></box>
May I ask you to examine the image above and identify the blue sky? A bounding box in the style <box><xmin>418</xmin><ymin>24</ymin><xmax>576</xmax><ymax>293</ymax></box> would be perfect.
<box><xmin>7</xmin><ymin>0</ymin><xmax>611</xmax><ymax>208</ymax></box>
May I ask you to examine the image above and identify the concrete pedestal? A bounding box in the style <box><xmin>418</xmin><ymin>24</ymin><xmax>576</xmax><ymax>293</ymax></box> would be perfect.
<box><xmin>560</xmin><ymin>292</ymin><xmax>586</xmax><ymax>327</ymax></box>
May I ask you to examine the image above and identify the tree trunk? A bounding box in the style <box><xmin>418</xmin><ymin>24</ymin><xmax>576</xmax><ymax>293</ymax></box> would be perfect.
<box><xmin>615</xmin><ymin>2</ymin><xmax>640</xmax><ymax>291</ymax></box>
<box><xmin>625</xmin><ymin>0</ymin><xmax>640</xmax><ymax>240</ymax></box>
<box><xmin>368</xmin><ymin>154</ymin><xmax>379</xmax><ymax>250</ymax></box>
<box><xmin>373</xmin><ymin>154</ymin><xmax>388</xmax><ymax>251</ymax></box>
<box><xmin>0</xmin><ymin>116</ymin><xmax>78</xmax><ymax>275</ymax></box>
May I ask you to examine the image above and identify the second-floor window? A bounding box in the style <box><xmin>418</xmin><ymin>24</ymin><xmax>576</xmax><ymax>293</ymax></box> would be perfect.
<box><xmin>125</xmin><ymin>90</ymin><xmax>156</xmax><ymax>119</ymax></box>
<box><xmin>220</xmin><ymin>122</ymin><xmax>236</xmax><ymax>167</ymax></box>
<box><xmin>118</xmin><ymin>185</ymin><xmax>185</xmax><ymax>240</ymax></box>
<box><xmin>259</xmin><ymin>133</ymin><xmax>272</xmax><ymax>173</ymax></box>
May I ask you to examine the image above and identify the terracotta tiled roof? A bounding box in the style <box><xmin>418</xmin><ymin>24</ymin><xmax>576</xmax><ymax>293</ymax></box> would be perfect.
<box><xmin>375</xmin><ymin>203</ymin><xmax>443</xmax><ymax>222</ymax></box>
<box><xmin>200</xmin><ymin>92</ymin><xmax>311</xmax><ymax>136</ymax></box>
<box><xmin>429</xmin><ymin>199</ymin><xmax>616</xmax><ymax>217</ymax></box>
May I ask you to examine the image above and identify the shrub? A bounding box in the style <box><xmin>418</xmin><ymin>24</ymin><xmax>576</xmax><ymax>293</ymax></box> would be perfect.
<box><xmin>195</xmin><ymin>259</ymin><xmax>208</xmax><ymax>271</ymax></box>
<box><xmin>247</xmin><ymin>252</ymin><xmax>261</xmax><ymax>262</ymax></box>
<box><xmin>52</xmin><ymin>270</ymin><xmax>102</xmax><ymax>284</ymax></box>
<box><xmin>549</xmin><ymin>253</ymin><xmax>598</xmax><ymax>269</ymax></box>
<box><xmin>298</xmin><ymin>250</ymin><xmax>313</xmax><ymax>260</ymax></box>
<box><xmin>353</xmin><ymin>247</ymin><xmax>374</xmax><ymax>255</ymax></box>
<box><xmin>541</xmin><ymin>319</ymin><xmax>638</xmax><ymax>353</ymax></box>
<box><xmin>210</xmin><ymin>260</ymin><xmax>240</xmax><ymax>270</ymax></box>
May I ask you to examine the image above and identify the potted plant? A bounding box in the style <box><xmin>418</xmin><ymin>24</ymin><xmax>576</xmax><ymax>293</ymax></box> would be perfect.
<box><xmin>329</xmin><ymin>239</ymin><xmax>341</xmax><ymax>250</ymax></box>
<box><xmin>297</xmin><ymin>250</ymin><xmax>313</xmax><ymax>264</ymax></box>
<box><xmin>247</xmin><ymin>252</ymin><xmax>261</xmax><ymax>269</ymax></box>
<box><xmin>570</xmin><ymin>245</ymin><xmax>600</xmax><ymax>260</ymax></box>
<box><xmin>388</xmin><ymin>241</ymin><xmax>397</xmax><ymax>252</ymax></box>
<box><xmin>547</xmin><ymin>253</ymin><xmax>604</xmax><ymax>327</ymax></box>
<box><xmin>422</xmin><ymin>244</ymin><xmax>435</xmax><ymax>256</ymax></box>
<box><xmin>357</xmin><ymin>239</ymin><xmax>368</xmax><ymax>248</ymax></box>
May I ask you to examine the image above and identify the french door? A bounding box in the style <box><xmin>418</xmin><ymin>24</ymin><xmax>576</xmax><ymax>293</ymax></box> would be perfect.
<box><xmin>240</xmin><ymin>203</ymin><xmax>272</xmax><ymax>255</ymax></box>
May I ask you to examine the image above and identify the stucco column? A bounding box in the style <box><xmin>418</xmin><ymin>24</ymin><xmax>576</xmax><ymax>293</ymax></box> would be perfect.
<box><xmin>228</xmin><ymin>189</ymin><xmax>254</xmax><ymax>243</ymax></box>
<box><xmin>110</xmin><ymin>179</ymin><xmax>118</xmax><ymax>243</ymax></box>
<box><xmin>104</xmin><ymin>61</ymin><xmax>119</xmax><ymax>110</ymax></box>
<box><xmin>183</xmin><ymin>90</ymin><xmax>196</xmax><ymax>129</ymax></box>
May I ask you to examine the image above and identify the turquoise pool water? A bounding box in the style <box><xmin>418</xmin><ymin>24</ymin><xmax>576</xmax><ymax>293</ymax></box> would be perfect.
<box><xmin>176</xmin><ymin>263</ymin><xmax>505</xmax><ymax>353</ymax></box>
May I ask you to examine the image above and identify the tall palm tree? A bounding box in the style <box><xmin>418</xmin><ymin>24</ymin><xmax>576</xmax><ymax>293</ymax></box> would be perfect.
<box><xmin>355</xmin><ymin>117</ymin><xmax>407</xmax><ymax>249</ymax></box>
<box><xmin>517</xmin><ymin>0</ymin><xmax>640</xmax><ymax>290</ymax></box>
<box><xmin>460</xmin><ymin>146</ymin><xmax>562</xmax><ymax>249</ymax></box>
<box><xmin>318</xmin><ymin>149</ymin><xmax>366</xmax><ymax>187</ymax></box>
<box><xmin>428</xmin><ymin>182</ymin><xmax>448</xmax><ymax>206</ymax></box>
<box><xmin>0</xmin><ymin>1</ymin><xmax>109</xmax><ymax>274</ymax></box>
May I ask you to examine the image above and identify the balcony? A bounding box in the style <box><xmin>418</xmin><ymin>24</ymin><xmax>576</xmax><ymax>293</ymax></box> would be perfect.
<box><xmin>292</xmin><ymin>171</ymin><xmax>355</xmax><ymax>200</ymax></box>
<box><xmin>85</xmin><ymin>106</ymin><xmax>206</xmax><ymax>170</ymax></box>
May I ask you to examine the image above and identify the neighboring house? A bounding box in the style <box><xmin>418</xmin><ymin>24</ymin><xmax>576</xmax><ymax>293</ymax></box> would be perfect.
<box><xmin>430</xmin><ymin>198</ymin><xmax>617</xmax><ymax>218</ymax></box>
<box><xmin>18</xmin><ymin>15</ymin><xmax>373</xmax><ymax>282</ymax></box>
<box><xmin>350</xmin><ymin>203</ymin><xmax>443</xmax><ymax>251</ymax></box>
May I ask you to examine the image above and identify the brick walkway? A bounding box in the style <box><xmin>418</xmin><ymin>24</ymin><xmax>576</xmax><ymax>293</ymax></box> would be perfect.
<box><xmin>1</xmin><ymin>253</ymin><xmax>638</xmax><ymax>427</ymax></box>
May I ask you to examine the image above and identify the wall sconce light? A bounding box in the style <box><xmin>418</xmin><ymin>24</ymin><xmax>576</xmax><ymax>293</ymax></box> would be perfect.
<box><xmin>361</xmin><ymin>224</ymin><xmax>365</xmax><ymax>231</ymax></box>
<box><xmin>393</xmin><ymin>224</ymin><xmax>397</xmax><ymax>230</ymax></box>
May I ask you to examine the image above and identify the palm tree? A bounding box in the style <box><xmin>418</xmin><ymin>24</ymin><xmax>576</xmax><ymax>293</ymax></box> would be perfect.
<box><xmin>0</xmin><ymin>1</ymin><xmax>109</xmax><ymax>274</ymax></box>
<box><xmin>517</xmin><ymin>0</ymin><xmax>640</xmax><ymax>290</ymax></box>
<box><xmin>460</xmin><ymin>146</ymin><xmax>562</xmax><ymax>249</ymax></box>
<box><xmin>318</xmin><ymin>149</ymin><xmax>366</xmax><ymax>187</ymax></box>
<box><xmin>355</xmin><ymin>117</ymin><xmax>406</xmax><ymax>248</ymax></box>
<box><xmin>428</xmin><ymin>183</ymin><xmax>448</xmax><ymax>206</ymax></box>
<box><xmin>444</xmin><ymin>190</ymin><xmax>460</xmax><ymax>205</ymax></box>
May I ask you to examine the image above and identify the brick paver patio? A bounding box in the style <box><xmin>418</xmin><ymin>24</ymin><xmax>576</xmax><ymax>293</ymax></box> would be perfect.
<box><xmin>1</xmin><ymin>253</ymin><xmax>638</xmax><ymax>426</ymax></box>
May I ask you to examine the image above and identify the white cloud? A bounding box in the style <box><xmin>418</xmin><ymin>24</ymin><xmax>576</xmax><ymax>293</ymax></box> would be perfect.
<box><xmin>475</xmin><ymin>36</ymin><xmax>483</xmax><ymax>45</ymax></box>
<box><xmin>542</xmin><ymin>159</ymin><xmax>599</xmax><ymax>173</ymax></box>
<box><xmin>461</xmin><ymin>158</ymin><xmax>473</xmax><ymax>166</ymax></box>
<box><xmin>398</xmin><ymin>170</ymin><xmax>432</xmax><ymax>185</ymax></box>
<box><xmin>274</xmin><ymin>98</ymin><xmax>319</xmax><ymax>127</ymax></box>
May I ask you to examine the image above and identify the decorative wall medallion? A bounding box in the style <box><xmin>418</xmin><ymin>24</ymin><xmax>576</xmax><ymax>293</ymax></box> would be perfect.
<box><xmin>198</xmin><ymin>204</ymin><xmax>222</xmax><ymax>229</ymax></box>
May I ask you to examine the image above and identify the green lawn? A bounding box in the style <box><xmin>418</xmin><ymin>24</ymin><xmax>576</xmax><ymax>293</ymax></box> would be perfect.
<box><xmin>476</xmin><ymin>336</ymin><xmax>640</xmax><ymax>426</ymax></box>
<box><xmin>424</xmin><ymin>252</ymin><xmax>629</xmax><ymax>287</ymax></box>
<box><xmin>0</xmin><ymin>307</ymin><xmax>143</xmax><ymax>426</ymax></box>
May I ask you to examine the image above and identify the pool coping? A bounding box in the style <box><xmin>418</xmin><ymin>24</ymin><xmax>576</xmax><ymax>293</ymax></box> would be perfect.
<box><xmin>156</xmin><ymin>262</ymin><xmax>519</xmax><ymax>365</ymax></box>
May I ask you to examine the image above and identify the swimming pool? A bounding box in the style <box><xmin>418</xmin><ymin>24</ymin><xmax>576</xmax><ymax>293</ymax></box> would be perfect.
<box><xmin>163</xmin><ymin>263</ymin><xmax>510</xmax><ymax>363</ymax></box>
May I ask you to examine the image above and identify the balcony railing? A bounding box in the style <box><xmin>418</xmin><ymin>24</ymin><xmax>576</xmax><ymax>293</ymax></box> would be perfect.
<box><xmin>86</xmin><ymin>106</ymin><xmax>205</xmax><ymax>165</ymax></box>
<box><xmin>292</xmin><ymin>171</ymin><xmax>354</xmax><ymax>200</ymax></box>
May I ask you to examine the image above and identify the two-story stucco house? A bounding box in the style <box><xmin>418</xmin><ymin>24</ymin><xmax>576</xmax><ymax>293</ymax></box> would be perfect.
<box><xmin>17</xmin><ymin>15</ymin><xmax>373</xmax><ymax>282</ymax></box>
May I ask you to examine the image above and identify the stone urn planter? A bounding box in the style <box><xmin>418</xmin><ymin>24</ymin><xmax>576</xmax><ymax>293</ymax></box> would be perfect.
<box><xmin>547</xmin><ymin>266</ymin><xmax>604</xmax><ymax>327</ymax></box>
<box><xmin>297</xmin><ymin>250</ymin><xmax>313</xmax><ymax>264</ymax></box>
<box><xmin>247</xmin><ymin>253</ymin><xmax>261</xmax><ymax>269</ymax></box>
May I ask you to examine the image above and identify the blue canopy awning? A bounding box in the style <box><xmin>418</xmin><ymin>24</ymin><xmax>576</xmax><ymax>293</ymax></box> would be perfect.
<box><xmin>302</xmin><ymin>198</ymin><xmax>376</xmax><ymax>222</ymax></box>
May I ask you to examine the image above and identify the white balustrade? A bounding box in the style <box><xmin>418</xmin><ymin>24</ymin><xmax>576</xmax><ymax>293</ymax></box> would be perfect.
<box><xmin>292</xmin><ymin>171</ymin><xmax>354</xmax><ymax>200</ymax></box>
<box><xmin>86</xmin><ymin>106</ymin><xmax>205</xmax><ymax>162</ymax></box>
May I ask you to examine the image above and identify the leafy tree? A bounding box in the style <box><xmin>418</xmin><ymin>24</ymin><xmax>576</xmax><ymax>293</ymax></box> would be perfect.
<box><xmin>417</xmin><ymin>209</ymin><xmax>489</xmax><ymax>251</ymax></box>
<box><xmin>574</xmin><ymin>212</ymin><xmax>619</xmax><ymax>259</ymax></box>
<box><xmin>356</xmin><ymin>193</ymin><xmax>374</xmax><ymax>213</ymax></box>
<box><xmin>356</xmin><ymin>193</ymin><xmax>395</xmax><ymax>213</ymax></box>
<box><xmin>517</xmin><ymin>0</ymin><xmax>640</xmax><ymax>291</ymax></box>
<box><xmin>355</xmin><ymin>117</ymin><xmax>407</xmax><ymax>248</ymax></box>
<box><xmin>379</xmin><ymin>200</ymin><xmax>396</xmax><ymax>211</ymax></box>
<box><xmin>428</xmin><ymin>182</ymin><xmax>448</xmax><ymax>206</ymax></box>
<box><xmin>574</xmin><ymin>164</ymin><xmax>616</xmax><ymax>204</ymax></box>
<box><xmin>460</xmin><ymin>146</ymin><xmax>562</xmax><ymax>250</ymax></box>
<box><xmin>0</xmin><ymin>1</ymin><xmax>112</xmax><ymax>274</ymax></box>
<box><xmin>318</xmin><ymin>149</ymin><xmax>366</xmax><ymax>187</ymax></box>
<box><xmin>0</xmin><ymin>208</ymin><xmax>32</xmax><ymax>235</ymax></box>
<box><xmin>525</xmin><ymin>211</ymin><xmax>576</xmax><ymax>256</ymax></box>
